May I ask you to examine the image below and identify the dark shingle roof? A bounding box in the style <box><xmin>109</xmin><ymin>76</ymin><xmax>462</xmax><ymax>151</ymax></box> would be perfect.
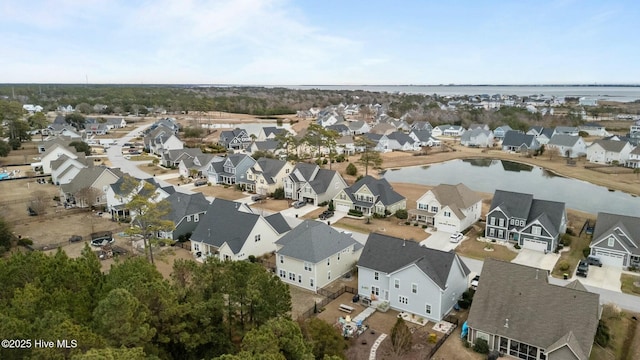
<box><xmin>276</xmin><ymin>221</ymin><xmax>360</xmax><ymax>262</ymax></box>
<box><xmin>548</xmin><ymin>134</ymin><xmax>581</xmax><ymax>147</ymax></box>
<box><xmin>345</xmin><ymin>175</ymin><xmax>405</xmax><ymax>206</ymax></box>
<box><xmin>163</xmin><ymin>192</ymin><xmax>210</xmax><ymax>224</ymax></box>
<box><xmin>502</xmin><ymin>131</ymin><xmax>536</xmax><ymax>148</ymax></box>
<box><xmin>591</xmin><ymin>212</ymin><xmax>640</xmax><ymax>254</ymax></box>
<box><xmin>589</xmin><ymin>139</ymin><xmax>630</xmax><ymax>152</ymax></box>
<box><xmin>467</xmin><ymin>259</ymin><xmax>599</xmax><ymax>360</ymax></box>
<box><xmin>256</xmin><ymin>158</ymin><xmax>287</xmax><ymax>181</ymax></box>
<box><xmin>489</xmin><ymin>190</ymin><xmax>534</xmax><ymax>219</ymax></box>
<box><xmin>358</xmin><ymin>233</ymin><xmax>469</xmax><ymax>290</ymax></box>
<box><xmin>265</xmin><ymin>213</ymin><xmax>291</xmax><ymax>234</ymax></box>
<box><xmin>527</xmin><ymin>199</ymin><xmax>566</xmax><ymax>237</ymax></box>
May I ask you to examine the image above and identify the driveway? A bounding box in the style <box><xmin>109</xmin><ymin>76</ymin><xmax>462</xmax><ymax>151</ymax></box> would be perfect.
<box><xmin>419</xmin><ymin>231</ymin><xmax>461</xmax><ymax>252</ymax></box>
<box><xmin>577</xmin><ymin>265</ymin><xmax>622</xmax><ymax>292</ymax></box>
<box><xmin>279</xmin><ymin>203</ymin><xmax>319</xmax><ymax>219</ymax></box>
<box><xmin>511</xmin><ymin>249</ymin><xmax>559</xmax><ymax>271</ymax></box>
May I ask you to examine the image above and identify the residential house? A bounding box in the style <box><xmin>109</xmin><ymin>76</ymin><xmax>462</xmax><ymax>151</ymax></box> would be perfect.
<box><xmin>501</xmin><ymin>131</ymin><xmax>540</xmax><ymax>152</ymax></box>
<box><xmin>589</xmin><ymin>212</ymin><xmax>640</xmax><ymax>269</ymax></box>
<box><xmin>433</xmin><ymin>125</ymin><xmax>465</xmax><ymax>137</ymax></box>
<box><xmin>37</xmin><ymin>137</ymin><xmax>74</xmax><ymax>154</ymax></box>
<box><xmin>410</xmin><ymin>183</ymin><xmax>482</xmax><ymax>233</ymax></box>
<box><xmin>144</xmin><ymin>126</ymin><xmax>184</xmax><ymax>155</ymax></box>
<box><xmin>333</xmin><ymin>175</ymin><xmax>406</xmax><ymax>216</ymax></box>
<box><xmin>44</xmin><ymin>124</ymin><xmax>82</xmax><ymax>138</ymax></box>
<box><xmin>578</xmin><ymin>122</ymin><xmax>608</xmax><ymax>137</ymax></box>
<box><xmin>586</xmin><ymin>139</ymin><xmax>633</xmax><ymax>164</ymax></box>
<box><xmin>39</xmin><ymin>143</ymin><xmax>83</xmax><ymax>174</ymax></box>
<box><xmin>60</xmin><ymin>166</ymin><xmax>123</xmax><ymax>208</ymax></box>
<box><xmin>178</xmin><ymin>152</ymin><xmax>215</xmax><ymax>179</ymax></box>
<box><xmin>389</xmin><ymin>119</ymin><xmax>411</xmax><ymax>132</ymax></box>
<box><xmin>343</xmin><ymin>104</ymin><xmax>360</xmax><ymax>116</ymax></box>
<box><xmin>468</xmin><ymin>123</ymin><xmax>490</xmax><ymax>131</ymax></box>
<box><xmin>336</xmin><ymin>136</ymin><xmax>356</xmax><ymax>155</ymax></box>
<box><xmin>326</xmin><ymin>123</ymin><xmax>351</xmax><ymax>136</ymax></box>
<box><xmin>190</xmin><ymin>199</ymin><xmax>291</xmax><ymax>261</ymax></box>
<box><xmin>284</xmin><ymin>163</ymin><xmax>347</xmax><ymax>206</ymax></box>
<box><xmin>411</xmin><ymin>121</ymin><xmax>433</xmax><ymax>132</ymax></box>
<box><xmin>466</xmin><ymin>259</ymin><xmax>599</xmax><ymax>360</ymax></box>
<box><xmin>625</xmin><ymin>146</ymin><xmax>640</xmax><ymax>168</ymax></box>
<box><xmin>460</xmin><ymin>128</ymin><xmax>494</xmax><ymax>148</ymax></box>
<box><xmin>316</xmin><ymin>112</ymin><xmax>344</xmax><ymax>128</ymax></box>
<box><xmin>369</xmin><ymin>122</ymin><xmax>396</xmax><ymax>135</ymax></box>
<box><xmin>154</xmin><ymin>118</ymin><xmax>180</xmax><ymax>134</ymax></box>
<box><xmin>409</xmin><ymin>130</ymin><xmax>441</xmax><ymax>147</ymax></box>
<box><xmin>492</xmin><ymin>125</ymin><xmax>513</xmax><ymax>140</ymax></box>
<box><xmin>242</xmin><ymin>157</ymin><xmax>294</xmax><ymax>195</ymax></box>
<box><xmin>546</xmin><ymin>135</ymin><xmax>587</xmax><ymax>158</ymax></box>
<box><xmin>50</xmin><ymin>154</ymin><xmax>93</xmax><ymax>185</ymax></box>
<box><xmin>159</xmin><ymin>192</ymin><xmax>210</xmax><ymax>241</ymax></box>
<box><xmin>85</xmin><ymin>123</ymin><xmax>108</xmax><ymax>136</ymax></box>
<box><xmin>347</xmin><ymin>120</ymin><xmax>370</xmax><ymax>135</ymax></box>
<box><xmin>106</xmin><ymin>176</ymin><xmax>174</xmax><ymax>221</ymax></box>
<box><xmin>374</xmin><ymin>132</ymin><xmax>420</xmax><ymax>152</ymax></box>
<box><xmin>485</xmin><ymin>190</ymin><xmax>567</xmax><ymax>252</ymax></box>
<box><xmin>218</xmin><ymin>128</ymin><xmax>252</xmax><ymax>150</ymax></box>
<box><xmin>257</xmin><ymin>127</ymin><xmax>286</xmax><ymax>141</ymax></box>
<box><xmin>161</xmin><ymin>148</ymin><xmax>208</xmax><ymax>168</ymax></box>
<box><xmin>275</xmin><ymin>221</ymin><xmax>363</xmax><ymax>292</ymax></box>
<box><xmin>357</xmin><ymin>233</ymin><xmax>470</xmax><ymax>322</ymax></box>
<box><xmin>206</xmin><ymin>154</ymin><xmax>256</xmax><ymax>186</ymax></box>
<box><xmin>554</xmin><ymin>126</ymin><xmax>580</xmax><ymax>136</ymax></box>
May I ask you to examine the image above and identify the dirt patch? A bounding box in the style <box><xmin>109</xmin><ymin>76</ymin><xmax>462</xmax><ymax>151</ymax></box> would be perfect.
<box><xmin>334</xmin><ymin>216</ymin><xmax>430</xmax><ymax>242</ymax></box>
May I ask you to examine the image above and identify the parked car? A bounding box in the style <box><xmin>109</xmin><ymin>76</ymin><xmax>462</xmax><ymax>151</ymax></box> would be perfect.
<box><xmin>27</xmin><ymin>207</ymin><xmax>38</xmax><ymax>216</ymax></box>
<box><xmin>450</xmin><ymin>232</ymin><xmax>464</xmax><ymax>243</ymax></box>
<box><xmin>194</xmin><ymin>179</ymin><xmax>208</xmax><ymax>187</ymax></box>
<box><xmin>577</xmin><ymin>260</ymin><xmax>589</xmax><ymax>277</ymax></box>
<box><xmin>586</xmin><ymin>256</ymin><xmax>603</xmax><ymax>267</ymax></box>
<box><xmin>68</xmin><ymin>235</ymin><xmax>83</xmax><ymax>243</ymax></box>
<box><xmin>91</xmin><ymin>238</ymin><xmax>115</xmax><ymax>247</ymax></box>
<box><xmin>471</xmin><ymin>275</ymin><xmax>480</xmax><ymax>290</ymax></box>
<box><xmin>319</xmin><ymin>210</ymin><xmax>334</xmax><ymax>220</ymax></box>
<box><xmin>251</xmin><ymin>194</ymin><xmax>267</xmax><ymax>201</ymax></box>
<box><xmin>292</xmin><ymin>200</ymin><xmax>306</xmax><ymax>209</ymax></box>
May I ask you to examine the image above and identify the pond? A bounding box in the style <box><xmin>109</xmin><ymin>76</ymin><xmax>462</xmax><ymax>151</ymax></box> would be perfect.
<box><xmin>382</xmin><ymin>159</ymin><xmax>640</xmax><ymax>215</ymax></box>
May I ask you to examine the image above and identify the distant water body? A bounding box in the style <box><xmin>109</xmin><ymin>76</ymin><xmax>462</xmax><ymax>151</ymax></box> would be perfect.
<box><xmin>279</xmin><ymin>85</ymin><xmax>640</xmax><ymax>103</ymax></box>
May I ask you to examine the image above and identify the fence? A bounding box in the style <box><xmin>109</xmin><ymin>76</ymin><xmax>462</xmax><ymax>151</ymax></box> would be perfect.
<box><xmin>298</xmin><ymin>285</ymin><xmax>358</xmax><ymax>321</ymax></box>
<box><xmin>426</xmin><ymin>315</ymin><xmax>459</xmax><ymax>359</ymax></box>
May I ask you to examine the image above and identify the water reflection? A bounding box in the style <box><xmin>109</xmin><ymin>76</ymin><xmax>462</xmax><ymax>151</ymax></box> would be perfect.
<box><xmin>500</xmin><ymin>160</ymin><xmax>533</xmax><ymax>172</ymax></box>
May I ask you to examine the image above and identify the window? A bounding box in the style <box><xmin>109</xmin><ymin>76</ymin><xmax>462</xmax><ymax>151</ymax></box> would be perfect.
<box><xmin>337</xmin><ymin>252</ymin><xmax>340</xmax><ymax>261</ymax></box>
<box><xmin>498</xmin><ymin>230</ymin><xmax>504</xmax><ymax>239</ymax></box>
<box><xmin>489</xmin><ymin>228</ymin><xmax>495</xmax><ymax>237</ymax></box>
<box><xmin>254</xmin><ymin>234</ymin><xmax>261</xmax><ymax>242</ymax></box>
<box><xmin>298</xmin><ymin>275</ymin><xmax>302</xmax><ymax>283</ymax></box>
<box><xmin>520</xmin><ymin>220</ymin><xmax>525</xmax><ymax>227</ymax></box>
<box><xmin>289</xmin><ymin>272</ymin><xmax>295</xmax><ymax>281</ymax></box>
<box><xmin>327</xmin><ymin>258</ymin><xmax>330</xmax><ymax>266</ymax></box>
<box><xmin>444</xmin><ymin>211</ymin><xmax>451</xmax><ymax>217</ymax></box>
<box><xmin>498</xmin><ymin>218</ymin><xmax>505</xmax><ymax>227</ymax></box>
<box><xmin>327</xmin><ymin>271</ymin><xmax>331</xmax><ymax>280</ymax></box>
<box><xmin>508</xmin><ymin>340</ymin><xmax>539</xmax><ymax>360</ymax></box>
<box><xmin>509</xmin><ymin>219</ymin><xmax>514</xmax><ymax>225</ymax></box>
<box><xmin>394</xmin><ymin>279</ymin><xmax>400</xmax><ymax>289</ymax></box>
<box><xmin>489</xmin><ymin>217</ymin><xmax>496</xmax><ymax>225</ymax></box>
<box><xmin>431</xmin><ymin>206</ymin><xmax>438</xmax><ymax>213</ymax></box>
<box><xmin>279</xmin><ymin>255</ymin><xmax>284</xmax><ymax>264</ymax></box>
<box><xmin>371</xmin><ymin>286</ymin><xmax>380</xmax><ymax>296</ymax></box>
<box><xmin>398</xmin><ymin>295</ymin><xmax>408</xmax><ymax>305</ymax></box>
<box><xmin>186</xmin><ymin>215</ymin><xmax>192</xmax><ymax>222</ymax></box>
<box><xmin>374</xmin><ymin>272</ymin><xmax>379</xmax><ymax>280</ymax></box>
<box><xmin>193</xmin><ymin>243</ymin><xmax>200</xmax><ymax>252</ymax></box>
<box><xmin>608</xmin><ymin>237</ymin><xmax>615</xmax><ymax>247</ymax></box>
<box><xmin>532</xmin><ymin>226</ymin><xmax>541</xmax><ymax>235</ymax></box>
<box><xmin>304</xmin><ymin>262</ymin><xmax>312</xmax><ymax>271</ymax></box>
<box><xmin>418</xmin><ymin>203</ymin><xmax>428</xmax><ymax>210</ymax></box>
<box><xmin>279</xmin><ymin>270</ymin><xmax>286</xmax><ymax>278</ymax></box>
<box><xmin>310</xmin><ymin>278</ymin><xmax>314</xmax><ymax>287</ymax></box>
<box><xmin>412</xmin><ymin>283</ymin><xmax>417</xmax><ymax>294</ymax></box>
<box><xmin>425</xmin><ymin>304</ymin><xmax>432</xmax><ymax>314</ymax></box>
<box><xmin>194</xmin><ymin>214</ymin><xmax>199</xmax><ymax>222</ymax></box>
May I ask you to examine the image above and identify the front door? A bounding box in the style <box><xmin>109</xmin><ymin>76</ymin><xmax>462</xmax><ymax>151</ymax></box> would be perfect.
<box><xmin>371</xmin><ymin>286</ymin><xmax>380</xmax><ymax>299</ymax></box>
<box><xmin>383</xmin><ymin>290</ymin><xmax>389</xmax><ymax>301</ymax></box>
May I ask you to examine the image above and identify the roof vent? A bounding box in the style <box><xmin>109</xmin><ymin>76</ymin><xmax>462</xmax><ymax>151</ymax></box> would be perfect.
<box><xmin>504</xmin><ymin>319</ymin><xmax>509</xmax><ymax>328</ymax></box>
<box><xmin>535</xmin><ymin>269</ymin><xmax>539</xmax><ymax>279</ymax></box>
<box><xmin>403</xmin><ymin>239</ymin><xmax>406</xmax><ymax>247</ymax></box>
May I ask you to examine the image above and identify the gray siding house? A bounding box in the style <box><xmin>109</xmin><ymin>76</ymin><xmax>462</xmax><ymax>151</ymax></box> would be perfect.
<box><xmin>589</xmin><ymin>212</ymin><xmax>640</xmax><ymax>269</ymax></box>
<box><xmin>206</xmin><ymin>154</ymin><xmax>256</xmax><ymax>186</ymax></box>
<box><xmin>160</xmin><ymin>192</ymin><xmax>210</xmax><ymax>241</ymax></box>
<box><xmin>283</xmin><ymin>163</ymin><xmax>347</xmax><ymax>205</ymax></box>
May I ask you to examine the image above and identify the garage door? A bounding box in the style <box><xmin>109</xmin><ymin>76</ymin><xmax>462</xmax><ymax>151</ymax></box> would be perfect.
<box><xmin>436</xmin><ymin>222</ymin><xmax>457</xmax><ymax>234</ymax></box>
<box><xmin>593</xmin><ymin>249</ymin><xmax>625</xmax><ymax>268</ymax></box>
<box><xmin>336</xmin><ymin>204</ymin><xmax>351</xmax><ymax>213</ymax></box>
<box><xmin>522</xmin><ymin>239</ymin><xmax>548</xmax><ymax>252</ymax></box>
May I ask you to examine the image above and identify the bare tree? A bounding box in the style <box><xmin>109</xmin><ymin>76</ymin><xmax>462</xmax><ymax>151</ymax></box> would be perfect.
<box><xmin>547</xmin><ymin>146</ymin><xmax>561</xmax><ymax>160</ymax></box>
<box><xmin>30</xmin><ymin>190</ymin><xmax>50</xmax><ymax>215</ymax></box>
<box><xmin>75</xmin><ymin>187</ymin><xmax>102</xmax><ymax>209</ymax></box>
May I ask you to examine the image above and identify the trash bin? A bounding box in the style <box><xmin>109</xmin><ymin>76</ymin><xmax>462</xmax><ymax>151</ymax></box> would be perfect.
<box><xmin>327</xmin><ymin>221</ymin><xmax>331</xmax><ymax>225</ymax></box>
<box><xmin>295</xmin><ymin>214</ymin><xmax>298</xmax><ymax>218</ymax></box>
<box><xmin>563</xmin><ymin>273</ymin><xmax>568</xmax><ymax>280</ymax></box>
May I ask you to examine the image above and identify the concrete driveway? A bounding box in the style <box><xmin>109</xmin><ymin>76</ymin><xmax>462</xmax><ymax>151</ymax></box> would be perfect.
<box><xmin>420</xmin><ymin>231</ymin><xmax>461</xmax><ymax>252</ymax></box>
<box><xmin>511</xmin><ymin>249</ymin><xmax>559</xmax><ymax>271</ymax></box>
<box><xmin>578</xmin><ymin>265</ymin><xmax>622</xmax><ymax>292</ymax></box>
<box><xmin>279</xmin><ymin>203</ymin><xmax>319</xmax><ymax>219</ymax></box>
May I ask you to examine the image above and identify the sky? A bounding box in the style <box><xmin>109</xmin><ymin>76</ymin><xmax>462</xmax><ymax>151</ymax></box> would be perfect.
<box><xmin>1</xmin><ymin>0</ymin><xmax>639</xmax><ymax>85</ymax></box>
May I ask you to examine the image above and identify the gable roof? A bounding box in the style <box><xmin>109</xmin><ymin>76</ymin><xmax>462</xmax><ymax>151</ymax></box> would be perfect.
<box><xmin>163</xmin><ymin>192</ymin><xmax>210</xmax><ymax>224</ymax></box>
<box><xmin>489</xmin><ymin>189</ymin><xmax>533</xmax><ymax>219</ymax></box>
<box><xmin>502</xmin><ymin>131</ymin><xmax>537</xmax><ymax>148</ymax></box>
<box><xmin>264</xmin><ymin>213</ymin><xmax>291</xmax><ymax>234</ymax></box>
<box><xmin>191</xmin><ymin>198</ymin><xmax>261</xmax><ymax>253</ymax></box>
<box><xmin>429</xmin><ymin>183</ymin><xmax>481</xmax><ymax>219</ymax></box>
<box><xmin>276</xmin><ymin>220</ymin><xmax>360</xmax><ymax>262</ymax></box>
<box><xmin>60</xmin><ymin>166</ymin><xmax>123</xmax><ymax>194</ymax></box>
<box><xmin>252</xmin><ymin>139</ymin><xmax>279</xmax><ymax>151</ymax></box>
<box><xmin>261</xmin><ymin>127</ymin><xmax>285</xmax><ymax>137</ymax></box>
<box><xmin>461</xmin><ymin>128</ymin><xmax>492</xmax><ymax>142</ymax></box>
<box><xmin>345</xmin><ymin>175</ymin><xmax>405</xmax><ymax>206</ymax></box>
<box><xmin>467</xmin><ymin>259</ymin><xmax>599</xmax><ymax>360</ymax></box>
<box><xmin>526</xmin><ymin>199</ymin><xmax>566</xmax><ymax>237</ymax></box>
<box><xmin>589</xmin><ymin>139</ymin><xmax>630</xmax><ymax>152</ymax></box>
<box><xmin>255</xmin><ymin>158</ymin><xmax>287</xmax><ymax>183</ymax></box>
<box><xmin>548</xmin><ymin>134</ymin><xmax>582</xmax><ymax>147</ymax></box>
<box><xmin>591</xmin><ymin>212</ymin><xmax>640</xmax><ymax>253</ymax></box>
<box><xmin>386</xmin><ymin>131</ymin><xmax>414</xmax><ymax>145</ymax></box>
<box><xmin>411</xmin><ymin>130</ymin><xmax>434</xmax><ymax>142</ymax></box>
<box><xmin>308</xmin><ymin>168</ymin><xmax>339</xmax><ymax>194</ymax></box>
<box><xmin>358</xmin><ymin>233</ymin><xmax>469</xmax><ymax>290</ymax></box>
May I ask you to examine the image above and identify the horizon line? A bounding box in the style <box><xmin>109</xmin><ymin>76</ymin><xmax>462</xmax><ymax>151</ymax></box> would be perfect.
<box><xmin>1</xmin><ymin>83</ymin><xmax>640</xmax><ymax>87</ymax></box>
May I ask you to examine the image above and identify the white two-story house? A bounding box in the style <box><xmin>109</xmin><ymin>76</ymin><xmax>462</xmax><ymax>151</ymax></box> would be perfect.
<box><xmin>410</xmin><ymin>183</ymin><xmax>482</xmax><ymax>233</ymax></box>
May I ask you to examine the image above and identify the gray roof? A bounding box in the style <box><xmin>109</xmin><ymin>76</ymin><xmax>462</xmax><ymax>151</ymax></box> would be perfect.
<box><xmin>163</xmin><ymin>192</ymin><xmax>210</xmax><ymax>224</ymax></box>
<box><xmin>347</xmin><ymin>120</ymin><xmax>367</xmax><ymax>130</ymax></box>
<box><xmin>386</xmin><ymin>131</ymin><xmax>414</xmax><ymax>145</ymax></box>
<box><xmin>358</xmin><ymin>233</ymin><xmax>469</xmax><ymax>290</ymax></box>
<box><xmin>327</xmin><ymin>124</ymin><xmax>350</xmax><ymax>133</ymax></box>
<box><xmin>489</xmin><ymin>190</ymin><xmax>534</xmax><ymax>219</ymax></box>
<box><xmin>262</xmin><ymin>127</ymin><xmax>285</xmax><ymax>137</ymax></box>
<box><xmin>540</xmin><ymin>127</ymin><xmax>555</xmax><ymax>139</ymax></box>
<box><xmin>502</xmin><ymin>131</ymin><xmax>537</xmax><ymax>148</ymax></box>
<box><xmin>253</xmin><ymin>139</ymin><xmax>279</xmax><ymax>151</ymax></box>
<box><xmin>591</xmin><ymin>212</ymin><xmax>640</xmax><ymax>255</ymax></box>
<box><xmin>411</xmin><ymin>130</ymin><xmax>433</xmax><ymax>142</ymax></box>
<box><xmin>494</xmin><ymin>125</ymin><xmax>512</xmax><ymax>132</ymax></box>
<box><xmin>467</xmin><ymin>259</ymin><xmax>599</xmax><ymax>360</ymax></box>
<box><xmin>264</xmin><ymin>213</ymin><xmax>291</xmax><ymax>234</ymax></box>
<box><xmin>344</xmin><ymin>175</ymin><xmax>405</xmax><ymax>206</ymax></box>
<box><xmin>526</xmin><ymin>199</ymin><xmax>566</xmax><ymax>237</ymax></box>
<box><xmin>554</xmin><ymin>126</ymin><xmax>579</xmax><ymax>133</ymax></box>
<box><xmin>411</xmin><ymin>121</ymin><xmax>432</xmax><ymax>131</ymax></box>
<box><xmin>548</xmin><ymin>134</ymin><xmax>581</xmax><ymax>147</ymax></box>
<box><xmin>190</xmin><ymin>199</ymin><xmax>260</xmax><ymax>253</ymax></box>
<box><xmin>589</xmin><ymin>139</ymin><xmax>630</xmax><ymax>152</ymax></box>
<box><xmin>275</xmin><ymin>220</ymin><xmax>360</xmax><ymax>262</ymax></box>
<box><xmin>256</xmin><ymin>158</ymin><xmax>287</xmax><ymax>183</ymax></box>
<box><xmin>308</xmin><ymin>168</ymin><xmax>339</xmax><ymax>194</ymax></box>
<box><xmin>60</xmin><ymin>166</ymin><xmax>123</xmax><ymax>194</ymax></box>
<box><xmin>50</xmin><ymin>153</ymin><xmax>90</xmax><ymax>171</ymax></box>
<box><xmin>461</xmin><ymin>128</ymin><xmax>492</xmax><ymax>142</ymax></box>
<box><xmin>164</xmin><ymin>148</ymin><xmax>206</xmax><ymax>163</ymax></box>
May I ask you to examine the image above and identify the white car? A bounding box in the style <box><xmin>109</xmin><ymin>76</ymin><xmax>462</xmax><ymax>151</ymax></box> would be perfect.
<box><xmin>450</xmin><ymin>232</ymin><xmax>463</xmax><ymax>243</ymax></box>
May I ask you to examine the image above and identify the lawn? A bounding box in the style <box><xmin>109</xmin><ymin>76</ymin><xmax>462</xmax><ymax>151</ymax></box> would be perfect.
<box><xmin>333</xmin><ymin>216</ymin><xmax>431</xmax><ymax>241</ymax></box>
<box><xmin>550</xmin><ymin>233</ymin><xmax>592</xmax><ymax>278</ymax></box>
<box><xmin>590</xmin><ymin>304</ymin><xmax>640</xmax><ymax>360</ymax></box>
<box><xmin>454</xmin><ymin>227</ymin><xmax>517</xmax><ymax>262</ymax></box>
<box><xmin>621</xmin><ymin>274</ymin><xmax>640</xmax><ymax>296</ymax></box>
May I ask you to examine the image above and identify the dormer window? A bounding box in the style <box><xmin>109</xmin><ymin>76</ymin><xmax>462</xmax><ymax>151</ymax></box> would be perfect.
<box><xmin>608</xmin><ymin>237</ymin><xmax>615</xmax><ymax>247</ymax></box>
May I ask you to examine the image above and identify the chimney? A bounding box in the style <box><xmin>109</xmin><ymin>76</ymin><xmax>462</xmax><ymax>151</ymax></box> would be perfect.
<box><xmin>504</xmin><ymin>319</ymin><xmax>509</xmax><ymax>328</ymax></box>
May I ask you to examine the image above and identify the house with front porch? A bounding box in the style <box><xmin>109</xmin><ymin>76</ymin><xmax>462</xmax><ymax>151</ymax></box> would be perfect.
<box><xmin>546</xmin><ymin>135</ymin><xmax>587</xmax><ymax>158</ymax></box>
<box><xmin>219</xmin><ymin>128</ymin><xmax>252</xmax><ymax>150</ymax></box>
<box><xmin>460</xmin><ymin>128</ymin><xmax>494</xmax><ymax>147</ymax></box>
<box><xmin>410</xmin><ymin>183</ymin><xmax>481</xmax><ymax>233</ymax></box>
<box><xmin>589</xmin><ymin>212</ymin><xmax>640</xmax><ymax>269</ymax></box>
<box><xmin>106</xmin><ymin>176</ymin><xmax>175</xmax><ymax>221</ymax></box>
<box><xmin>357</xmin><ymin>233</ymin><xmax>470</xmax><ymax>322</ymax></box>
<box><xmin>284</xmin><ymin>163</ymin><xmax>347</xmax><ymax>206</ymax></box>
<box><xmin>60</xmin><ymin>166</ymin><xmax>123</xmax><ymax>208</ymax></box>
<box><xmin>275</xmin><ymin>220</ymin><xmax>362</xmax><ymax>292</ymax></box>
<box><xmin>336</xmin><ymin>136</ymin><xmax>356</xmax><ymax>155</ymax></box>
<box><xmin>347</xmin><ymin>120</ymin><xmax>370</xmax><ymax>135</ymax></box>
<box><xmin>409</xmin><ymin>130</ymin><xmax>441</xmax><ymax>147</ymax></box>
<box><xmin>466</xmin><ymin>259</ymin><xmax>600</xmax><ymax>360</ymax></box>
<box><xmin>586</xmin><ymin>139</ymin><xmax>633</xmax><ymax>164</ymax></box>
<box><xmin>159</xmin><ymin>192</ymin><xmax>210</xmax><ymax>241</ymax></box>
<box><xmin>626</xmin><ymin>146</ymin><xmax>640</xmax><ymax>168</ymax></box>
<box><xmin>241</xmin><ymin>157</ymin><xmax>293</xmax><ymax>195</ymax></box>
<box><xmin>433</xmin><ymin>125</ymin><xmax>465</xmax><ymax>138</ymax></box>
<box><xmin>178</xmin><ymin>152</ymin><xmax>215</xmax><ymax>179</ymax></box>
<box><xmin>492</xmin><ymin>125</ymin><xmax>512</xmax><ymax>140</ymax></box>
<box><xmin>485</xmin><ymin>190</ymin><xmax>567</xmax><ymax>253</ymax></box>
<box><xmin>189</xmin><ymin>199</ymin><xmax>290</xmax><ymax>261</ymax></box>
<box><xmin>332</xmin><ymin>175</ymin><xmax>406</xmax><ymax>216</ymax></box>
<box><xmin>501</xmin><ymin>131</ymin><xmax>540</xmax><ymax>152</ymax></box>
<box><xmin>373</xmin><ymin>132</ymin><xmax>420</xmax><ymax>152</ymax></box>
<box><xmin>206</xmin><ymin>154</ymin><xmax>256</xmax><ymax>186</ymax></box>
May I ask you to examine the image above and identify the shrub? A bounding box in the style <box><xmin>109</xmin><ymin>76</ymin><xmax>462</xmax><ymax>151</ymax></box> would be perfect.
<box><xmin>413</xmin><ymin>223</ymin><xmax>419</xmax><ymax>226</ymax></box>
<box><xmin>583</xmin><ymin>247</ymin><xmax>592</xmax><ymax>258</ymax></box>
<box><xmin>248</xmin><ymin>255</ymin><xmax>257</xmax><ymax>263</ymax></box>
<box><xmin>318</xmin><ymin>201</ymin><xmax>328</xmax><ymax>207</ymax></box>
<box><xmin>561</xmin><ymin>234</ymin><xmax>572</xmax><ymax>246</ymax></box>
<box><xmin>558</xmin><ymin>261</ymin><xmax>570</xmax><ymax>272</ymax></box>
<box><xmin>595</xmin><ymin>320</ymin><xmax>610</xmax><ymax>347</ymax></box>
<box><xmin>271</xmin><ymin>187</ymin><xmax>285</xmax><ymax>200</ymax></box>
<box><xmin>457</xmin><ymin>298</ymin><xmax>471</xmax><ymax>309</ymax></box>
<box><xmin>422</xmin><ymin>225</ymin><xmax>428</xmax><ymax>229</ymax></box>
<box><xmin>346</xmin><ymin>163</ymin><xmax>358</xmax><ymax>176</ymax></box>
<box><xmin>328</xmin><ymin>200</ymin><xmax>335</xmax><ymax>211</ymax></box>
<box><xmin>18</xmin><ymin>238</ymin><xmax>33</xmax><ymax>246</ymax></box>
<box><xmin>348</xmin><ymin>209</ymin><xmax>363</xmax><ymax>217</ymax></box>
<box><xmin>395</xmin><ymin>209</ymin><xmax>408</xmax><ymax>219</ymax></box>
<box><xmin>404</xmin><ymin>222</ymin><xmax>410</xmax><ymax>225</ymax></box>
<box><xmin>473</xmin><ymin>338</ymin><xmax>490</xmax><ymax>354</ymax></box>
<box><xmin>514</xmin><ymin>244</ymin><xmax>521</xmax><ymax>249</ymax></box>
<box><xmin>566</xmin><ymin>228</ymin><xmax>575</xmax><ymax>236</ymax></box>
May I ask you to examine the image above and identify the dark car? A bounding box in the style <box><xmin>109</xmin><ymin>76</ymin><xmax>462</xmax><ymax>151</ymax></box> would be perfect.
<box><xmin>27</xmin><ymin>207</ymin><xmax>38</xmax><ymax>216</ymax></box>
<box><xmin>577</xmin><ymin>260</ymin><xmax>589</xmax><ymax>277</ymax></box>
<box><xmin>292</xmin><ymin>200</ymin><xmax>306</xmax><ymax>209</ymax></box>
<box><xmin>319</xmin><ymin>210</ymin><xmax>334</xmax><ymax>220</ymax></box>
<box><xmin>68</xmin><ymin>235</ymin><xmax>83</xmax><ymax>243</ymax></box>
<box><xmin>251</xmin><ymin>194</ymin><xmax>267</xmax><ymax>201</ymax></box>
<box><xmin>586</xmin><ymin>256</ymin><xmax>603</xmax><ymax>267</ymax></box>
